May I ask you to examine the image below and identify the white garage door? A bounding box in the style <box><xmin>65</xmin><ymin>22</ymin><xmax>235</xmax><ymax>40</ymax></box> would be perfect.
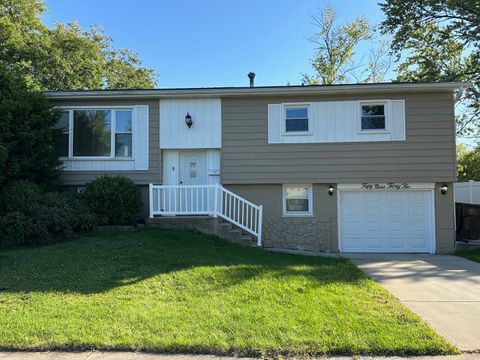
<box><xmin>339</xmin><ymin>190</ymin><xmax>434</xmax><ymax>253</ymax></box>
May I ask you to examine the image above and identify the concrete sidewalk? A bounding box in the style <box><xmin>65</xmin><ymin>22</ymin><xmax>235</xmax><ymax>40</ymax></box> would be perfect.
<box><xmin>345</xmin><ymin>253</ymin><xmax>480</xmax><ymax>351</ymax></box>
<box><xmin>1</xmin><ymin>352</ymin><xmax>480</xmax><ymax>360</ymax></box>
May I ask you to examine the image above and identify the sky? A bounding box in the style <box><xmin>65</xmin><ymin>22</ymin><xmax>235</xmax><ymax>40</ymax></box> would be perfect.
<box><xmin>42</xmin><ymin>0</ymin><xmax>386</xmax><ymax>88</ymax></box>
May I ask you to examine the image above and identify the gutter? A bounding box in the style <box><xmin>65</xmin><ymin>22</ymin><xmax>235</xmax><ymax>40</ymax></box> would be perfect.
<box><xmin>43</xmin><ymin>82</ymin><xmax>473</xmax><ymax>100</ymax></box>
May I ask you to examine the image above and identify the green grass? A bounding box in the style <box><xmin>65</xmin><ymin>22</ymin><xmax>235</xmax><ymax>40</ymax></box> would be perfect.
<box><xmin>0</xmin><ymin>229</ymin><xmax>457</xmax><ymax>357</ymax></box>
<box><xmin>456</xmin><ymin>248</ymin><xmax>480</xmax><ymax>263</ymax></box>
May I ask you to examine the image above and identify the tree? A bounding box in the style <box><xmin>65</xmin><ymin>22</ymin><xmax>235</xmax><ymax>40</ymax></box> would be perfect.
<box><xmin>0</xmin><ymin>65</ymin><xmax>62</xmax><ymax>187</ymax></box>
<box><xmin>380</xmin><ymin>0</ymin><xmax>479</xmax><ymax>137</ymax></box>
<box><xmin>303</xmin><ymin>4</ymin><xmax>392</xmax><ymax>85</ymax></box>
<box><xmin>0</xmin><ymin>0</ymin><xmax>157</xmax><ymax>90</ymax></box>
<box><xmin>457</xmin><ymin>144</ymin><xmax>480</xmax><ymax>181</ymax></box>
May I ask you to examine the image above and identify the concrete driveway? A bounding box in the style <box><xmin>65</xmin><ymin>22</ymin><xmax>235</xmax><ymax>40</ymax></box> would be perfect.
<box><xmin>345</xmin><ymin>253</ymin><xmax>480</xmax><ymax>352</ymax></box>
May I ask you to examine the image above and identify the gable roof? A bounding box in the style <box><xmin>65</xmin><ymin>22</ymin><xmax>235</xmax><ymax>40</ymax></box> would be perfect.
<box><xmin>44</xmin><ymin>81</ymin><xmax>472</xmax><ymax>100</ymax></box>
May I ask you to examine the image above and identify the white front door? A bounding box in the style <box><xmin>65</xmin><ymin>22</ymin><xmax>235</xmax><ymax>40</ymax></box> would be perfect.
<box><xmin>339</xmin><ymin>189</ymin><xmax>435</xmax><ymax>253</ymax></box>
<box><xmin>178</xmin><ymin>151</ymin><xmax>207</xmax><ymax>185</ymax></box>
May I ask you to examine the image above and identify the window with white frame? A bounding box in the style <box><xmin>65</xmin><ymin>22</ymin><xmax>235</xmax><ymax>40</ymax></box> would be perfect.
<box><xmin>55</xmin><ymin>108</ymin><xmax>134</xmax><ymax>158</ymax></box>
<box><xmin>283</xmin><ymin>184</ymin><xmax>313</xmax><ymax>216</ymax></box>
<box><xmin>360</xmin><ymin>103</ymin><xmax>386</xmax><ymax>131</ymax></box>
<box><xmin>284</xmin><ymin>105</ymin><xmax>310</xmax><ymax>133</ymax></box>
<box><xmin>54</xmin><ymin>111</ymin><xmax>70</xmax><ymax>158</ymax></box>
<box><xmin>114</xmin><ymin>110</ymin><xmax>133</xmax><ymax>157</ymax></box>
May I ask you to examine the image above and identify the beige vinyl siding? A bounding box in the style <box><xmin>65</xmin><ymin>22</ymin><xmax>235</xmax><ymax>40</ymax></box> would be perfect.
<box><xmin>221</xmin><ymin>91</ymin><xmax>456</xmax><ymax>184</ymax></box>
<box><xmin>50</xmin><ymin>99</ymin><xmax>161</xmax><ymax>186</ymax></box>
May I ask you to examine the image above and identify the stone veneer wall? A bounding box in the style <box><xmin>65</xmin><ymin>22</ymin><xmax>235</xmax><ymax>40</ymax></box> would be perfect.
<box><xmin>225</xmin><ymin>184</ymin><xmax>339</xmax><ymax>253</ymax></box>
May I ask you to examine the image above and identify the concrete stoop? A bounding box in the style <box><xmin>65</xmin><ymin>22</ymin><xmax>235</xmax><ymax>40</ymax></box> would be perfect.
<box><xmin>145</xmin><ymin>216</ymin><xmax>257</xmax><ymax>247</ymax></box>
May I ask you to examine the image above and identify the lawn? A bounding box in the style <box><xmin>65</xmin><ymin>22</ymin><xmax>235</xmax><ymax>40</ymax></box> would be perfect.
<box><xmin>0</xmin><ymin>229</ymin><xmax>456</xmax><ymax>357</ymax></box>
<box><xmin>456</xmin><ymin>248</ymin><xmax>480</xmax><ymax>263</ymax></box>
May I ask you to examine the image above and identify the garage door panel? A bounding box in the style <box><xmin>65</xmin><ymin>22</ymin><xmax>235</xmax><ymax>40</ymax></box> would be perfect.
<box><xmin>340</xmin><ymin>189</ymin><xmax>433</xmax><ymax>253</ymax></box>
<box><xmin>386</xmin><ymin>221</ymin><xmax>404</xmax><ymax>231</ymax></box>
<box><xmin>365</xmin><ymin>222</ymin><xmax>381</xmax><ymax>231</ymax></box>
<box><xmin>385</xmin><ymin>192</ymin><xmax>403</xmax><ymax>202</ymax></box>
<box><xmin>409</xmin><ymin>221</ymin><xmax>427</xmax><ymax>231</ymax></box>
<box><xmin>386</xmin><ymin>237</ymin><xmax>406</xmax><ymax>249</ymax></box>
<box><xmin>409</xmin><ymin>205</ymin><xmax>427</xmax><ymax>216</ymax></box>
<box><xmin>387</xmin><ymin>207</ymin><xmax>403</xmax><ymax>216</ymax></box>
<box><xmin>366</xmin><ymin>206</ymin><xmax>381</xmax><ymax>216</ymax></box>
<box><xmin>342</xmin><ymin>205</ymin><xmax>361</xmax><ymax>217</ymax></box>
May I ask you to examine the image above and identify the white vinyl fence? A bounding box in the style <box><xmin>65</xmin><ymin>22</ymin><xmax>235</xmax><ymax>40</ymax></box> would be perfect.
<box><xmin>454</xmin><ymin>181</ymin><xmax>480</xmax><ymax>205</ymax></box>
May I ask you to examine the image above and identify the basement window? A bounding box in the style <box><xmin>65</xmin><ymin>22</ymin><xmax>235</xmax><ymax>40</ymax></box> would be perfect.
<box><xmin>283</xmin><ymin>184</ymin><xmax>313</xmax><ymax>216</ymax></box>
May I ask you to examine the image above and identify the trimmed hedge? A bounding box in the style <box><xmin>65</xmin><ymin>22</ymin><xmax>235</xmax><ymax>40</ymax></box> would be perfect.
<box><xmin>83</xmin><ymin>175</ymin><xmax>141</xmax><ymax>226</ymax></box>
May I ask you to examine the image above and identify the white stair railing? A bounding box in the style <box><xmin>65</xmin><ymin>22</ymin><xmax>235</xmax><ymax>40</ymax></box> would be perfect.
<box><xmin>149</xmin><ymin>183</ymin><xmax>263</xmax><ymax>246</ymax></box>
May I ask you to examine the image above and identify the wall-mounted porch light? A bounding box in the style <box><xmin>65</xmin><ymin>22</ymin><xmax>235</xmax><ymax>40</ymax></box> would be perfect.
<box><xmin>185</xmin><ymin>112</ymin><xmax>193</xmax><ymax>128</ymax></box>
<box><xmin>441</xmin><ymin>184</ymin><xmax>448</xmax><ymax>195</ymax></box>
<box><xmin>328</xmin><ymin>185</ymin><xmax>335</xmax><ymax>196</ymax></box>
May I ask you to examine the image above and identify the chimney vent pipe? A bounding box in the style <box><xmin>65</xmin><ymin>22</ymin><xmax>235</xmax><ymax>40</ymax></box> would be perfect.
<box><xmin>247</xmin><ymin>72</ymin><xmax>255</xmax><ymax>87</ymax></box>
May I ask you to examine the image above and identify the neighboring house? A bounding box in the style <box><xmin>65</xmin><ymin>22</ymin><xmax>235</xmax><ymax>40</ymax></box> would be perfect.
<box><xmin>44</xmin><ymin>79</ymin><xmax>468</xmax><ymax>254</ymax></box>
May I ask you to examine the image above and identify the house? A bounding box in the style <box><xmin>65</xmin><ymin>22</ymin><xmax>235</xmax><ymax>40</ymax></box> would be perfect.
<box><xmin>44</xmin><ymin>78</ymin><xmax>469</xmax><ymax>254</ymax></box>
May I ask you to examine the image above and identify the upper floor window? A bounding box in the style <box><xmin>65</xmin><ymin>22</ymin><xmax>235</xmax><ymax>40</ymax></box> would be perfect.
<box><xmin>361</xmin><ymin>103</ymin><xmax>386</xmax><ymax>130</ymax></box>
<box><xmin>54</xmin><ymin>111</ymin><xmax>70</xmax><ymax>158</ymax></box>
<box><xmin>55</xmin><ymin>108</ymin><xmax>133</xmax><ymax>159</ymax></box>
<box><xmin>73</xmin><ymin>110</ymin><xmax>112</xmax><ymax>157</ymax></box>
<box><xmin>285</xmin><ymin>105</ymin><xmax>310</xmax><ymax>133</ymax></box>
<box><xmin>115</xmin><ymin>110</ymin><xmax>133</xmax><ymax>157</ymax></box>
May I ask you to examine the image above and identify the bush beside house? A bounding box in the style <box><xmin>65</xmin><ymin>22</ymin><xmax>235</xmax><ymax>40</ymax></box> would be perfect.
<box><xmin>83</xmin><ymin>175</ymin><xmax>142</xmax><ymax>226</ymax></box>
<box><xmin>0</xmin><ymin>181</ymin><xmax>96</xmax><ymax>247</ymax></box>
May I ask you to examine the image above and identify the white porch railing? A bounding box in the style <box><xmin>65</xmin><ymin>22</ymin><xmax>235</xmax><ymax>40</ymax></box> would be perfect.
<box><xmin>149</xmin><ymin>184</ymin><xmax>263</xmax><ymax>246</ymax></box>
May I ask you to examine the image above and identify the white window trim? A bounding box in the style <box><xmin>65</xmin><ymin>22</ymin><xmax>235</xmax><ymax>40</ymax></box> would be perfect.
<box><xmin>357</xmin><ymin>100</ymin><xmax>391</xmax><ymax>134</ymax></box>
<box><xmin>282</xmin><ymin>103</ymin><xmax>313</xmax><ymax>136</ymax></box>
<box><xmin>56</xmin><ymin>106</ymin><xmax>135</xmax><ymax>160</ymax></box>
<box><xmin>282</xmin><ymin>184</ymin><xmax>313</xmax><ymax>216</ymax></box>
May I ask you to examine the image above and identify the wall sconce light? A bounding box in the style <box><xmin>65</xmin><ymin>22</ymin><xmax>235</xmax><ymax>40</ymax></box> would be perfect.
<box><xmin>328</xmin><ymin>185</ymin><xmax>334</xmax><ymax>196</ymax></box>
<box><xmin>185</xmin><ymin>112</ymin><xmax>193</xmax><ymax>128</ymax></box>
<box><xmin>441</xmin><ymin>184</ymin><xmax>448</xmax><ymax>195</ymax></box>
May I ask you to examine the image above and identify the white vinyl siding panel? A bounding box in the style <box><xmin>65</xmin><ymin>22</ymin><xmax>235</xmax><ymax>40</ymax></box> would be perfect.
<box><xmin>159</xmin><ymin>99</ymin><xmax>221</xmax><ymax>149</ymax></box>
<box><xmin>268</xmin><ymin>99</ymin><xmax>405</xmax><ymax>143</ymax></box>
<box><xmin>134</xmin><ymin>105</ymin><xmax>149</xmax><ymax>170</ymax></box>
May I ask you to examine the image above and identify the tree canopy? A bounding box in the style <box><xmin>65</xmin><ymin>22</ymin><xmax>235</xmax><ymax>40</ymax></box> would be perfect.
<box><xmin>0</xmin><ymin>0</ymin><xmax>157</xmax><ymax>91</ymax></box>
<box><xmin>380</xmin><ymin>0</ymin><xmax>479</xmax><ymax>136</ymax></box>
<box><xmin>303</xmin><ymin>4</ymin><xmax>392</xmax><ymax>85</ymax></box>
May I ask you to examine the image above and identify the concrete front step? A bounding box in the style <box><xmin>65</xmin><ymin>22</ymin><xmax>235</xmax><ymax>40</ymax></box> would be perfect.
<box><xmin>145</xmin><ymin>216</ymin><xmax>257</xmax><ymax>247</ymax></box>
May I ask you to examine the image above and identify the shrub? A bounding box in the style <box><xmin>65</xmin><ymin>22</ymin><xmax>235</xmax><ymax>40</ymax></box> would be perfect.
<box><xmin>1</xmin><ymin>180</ymin><xmax>43</xmax><ymax>214</ymax></box>
<box><xmin>83</xmin><ymin>175</ymin><xmax>141</xmax><ymax>226</ymax></box>
<box><xmin>31</xmin><ymin>192</ymin><xmax>97</xmax><ymax>235</ymax></box>
<box><xmin>0</xmin><ymin>211</ymin><xmax>34</xmax><ymax>247</ymax></box>
<box><xmin>0</xmin><ymin>191</ymin><xmax>97</xmax><ymax>247</ymax></box>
